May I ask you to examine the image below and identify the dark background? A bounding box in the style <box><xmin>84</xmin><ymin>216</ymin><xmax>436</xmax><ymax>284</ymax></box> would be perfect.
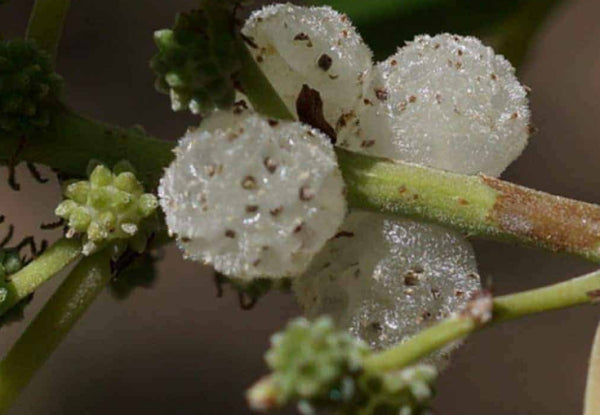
<box><xmin>1</xmin><ymin>0</ymin><xmax>600</xmax><ymax>413</ymax></box>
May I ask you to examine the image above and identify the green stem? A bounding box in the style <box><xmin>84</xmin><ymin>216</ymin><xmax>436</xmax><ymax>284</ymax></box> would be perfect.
<box><xmin>4</xmin><ymin>113</ymin><xmax>600</xmax><ymax>262</ymax></box>
<box><xmin>0</xmin><ymin>249</ymin><xmax>111</xmax><ymax>414</ymax></box>
<box><xmin>364</xmin><ymin>269</ymin><xmax>600</xmax><ymax>372</ymax></box>
<box><xmin>0</xmin><ymin>107</ymin><xmax>174</xmax><ymax>190</ymax></box>
<box><xmin>25</xmin><ymin>0</ymin><xmax>71</xmax><ymax>65</ymax></box>
<box><xmin>339</xmin><ymin>149</ymin><xmax>600</xmax><ymax>263</ymax></box>
<box><xmin>236</xmin><ymin>40</ymin><xmax>295</xmax><ymax>121</ymax></box>
<box><xmin>0</xmin><ymin>238</ymin><xmax>81</xmax><ymax>317</ymax></box>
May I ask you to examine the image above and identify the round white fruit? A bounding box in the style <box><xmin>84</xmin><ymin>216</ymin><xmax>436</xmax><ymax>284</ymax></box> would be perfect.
<box><xmin>242</xmin><ymin>3</ymin><xmax>373</xmax><ymax>130</ymax></box>
<box><xmin>339</xmin><ymin>34</ymin><xmax>531</xmax><ymax>177</ymax></box>
<box><xmin>159</xmin><ymin>110</ymin><xmax>347</xmax><ymax>279</ymax></box>
<box><xmin>294</xmin><ymin>211</ymin><xmax>481</xmax><ymax>366</ymax></box>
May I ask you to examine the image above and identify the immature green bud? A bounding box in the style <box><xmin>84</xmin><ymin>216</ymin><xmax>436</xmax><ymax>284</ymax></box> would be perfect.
<box><xmin>55</xmin><ymin>163</ymin><xmax>159</xmax><ymax>256</ymax></box>
<box><xmin>353</xmin><ymin>366</ymin><xmax>437</xmax><ymax>415</ymax></box>
<box><xmin>2</xmin><ymin>251</ymin><xmax>22</xmax><ymax>276</ymax></box>
<box><xmin>150</xmin><ymin>4</ymin><xmax>241</xmax><ymax>116</ymax></box>
<box><xmin>265</xmin><ymin>317</ymin><xmax>367</xmax><ymax>402</ymax></box>
<box><xmin>0</xmin><ymin>247</ymin><xmax>30</xmax><ymax>329</ymax></box>
<box><xmin>248</xmin><ymin>317</ymin><xmax>438</xmax><ymax>415</ymax></box>
<box><xmin>0</xmin><ymin>39</ymin><xmax>63</xmax><ymax>136</ymax></box>
<box><xmin>248</xmin><ymin>317</ymin><xmax>368</xmax><ymax>411</ymax></box>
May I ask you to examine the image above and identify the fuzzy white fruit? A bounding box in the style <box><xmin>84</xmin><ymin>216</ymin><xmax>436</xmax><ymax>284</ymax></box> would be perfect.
<box><xmin>159</xmin><ymin>110</ymin><xmax>347</xmax><ymax>280</ymax></box>
<box><xmin>339</xmin><ymin>34</ymin><xmax>531</xmax><ymax>177</ymax></box>
<box><xmin>294</xmin><ymin>211</ymin><xmax>481</xmax><ymax>366</ymax></box>
<box><xmin>242</xmin><ymin>3</ymin><xmax>373</xmax><ymax>129</ymax></box>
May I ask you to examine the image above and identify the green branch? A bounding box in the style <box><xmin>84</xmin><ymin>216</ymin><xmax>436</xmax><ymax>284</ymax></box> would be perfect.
<box><xmin>0</xmin><ymin>108</ymin><xmax>174</xmax><ymax>190</ymax></box>
<box><xmin>26</xmin><ymin>0</ymin><xmax>72</xmax><ymax>65</ymax></box>
<box><xmin>0</xmin><ymin>248</ymin><xmax>111</xmax><ymax>414</ymax></box>
<box><xmin>4</xmin><ymin>112</ymin><xmax>600</xmax><ymax>262</ymax></box>
<box><xmin>339</xmin><ymin>150</ymin><xmax>600</xmax><ymax>263</ymax></box>
<box><xmin>0</xmin><ymin>238</ymin><xmax>81</xmax><ymax>317</ymax></box>
<box><xmin>364</xmin><ymin>269</ymin><xmax>600</xmax><ymax>372</ymax></box>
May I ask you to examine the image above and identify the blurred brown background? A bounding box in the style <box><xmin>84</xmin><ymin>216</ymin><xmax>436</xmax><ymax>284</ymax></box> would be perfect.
<box><xmin>1</xmin><ymin>0</ymin><xmax>600</xmax><ymax>413</ymax></box>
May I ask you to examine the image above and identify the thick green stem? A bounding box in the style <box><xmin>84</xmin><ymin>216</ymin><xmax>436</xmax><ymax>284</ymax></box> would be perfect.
<box><xmin>0</xmin><ymin>238</ymin><xmax>81</xmax><ymax>317</ymax></box>
<box><xmin>26</xmin><ymin>0</ymin><xmax>71</xmax><ymax>64</ymax></box>
<box><xmin>339</xmin><ymin>150</ymin><xmax>600</xmax><ymax>263</ymax></box>
<box><xmin>4</xmin><ymin>114</ymin><xmax>600</xmax><ymax>262</ymax></box>
<box><xmin>0</xmin><ymin>249</ymin><xmax>111</xmax><ymax>414</ymax></box>
<box><xmin>364</xmin><ymin>269</ymin><xmax>600</xmax><ymax>372</ymax></box>
<box><xmin>0</xmin><ymin>108</ymin><xmax>174</xmax><ymax>190</ymax></box>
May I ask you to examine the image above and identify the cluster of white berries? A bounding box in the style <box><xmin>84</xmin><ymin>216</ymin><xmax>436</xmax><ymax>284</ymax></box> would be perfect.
<box><xmin>159</xmin><ymin>3</ymin><xmax>532</xmax><ymax>362</ymax></box>
<box><xmin>243</xmin><ymin>5</ymin><xmax>531</xmax><ymax>177</ymax></box>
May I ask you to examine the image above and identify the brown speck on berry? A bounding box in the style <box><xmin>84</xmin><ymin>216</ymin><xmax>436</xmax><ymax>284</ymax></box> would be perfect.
<box><xmin>299</xmin><ymin>185</ymin><xmax>315</xmax><ymax>201</ymax></box>
<box><xmin>361</xmin><ymin>139</ymin><xmax>375</xmax><ymax>148</ymax></box>
<box><xmin>263</xmin><ymin>157</ymin><xmax>278</xmax><ymax>173</ymax></box>
<box><xmin>318</xmin><ymin>54</ymin><xmax>333</xmax><ymax>71</ymax></box>
<box><xmin>270</xmin><ymin>206</ymin><xmax>283</xmax><ymax>216</ymax></box>
<box><xmin>375</xmin><ymin>88</ymin><xmax>389</xmax><ymax>101</ymax></box>
<box><xmin>404</xmin><ymin>272</ymin><xmax>419</xmax><ymax>286</ymax></box>
<box><xmin>294</xmin><ymin>33</ymin><xmax>309</xmax><ymax>41</ymax></box>
<box><xmin>242</xmin><ymin>176</ymin><xmax>258</xmax><ymax>190</ymax></box>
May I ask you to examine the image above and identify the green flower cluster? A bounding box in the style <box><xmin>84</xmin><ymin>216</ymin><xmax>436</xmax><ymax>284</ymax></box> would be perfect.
<box><xmin>247</xmin><ymin>317</ymin><xmax>437</xmax><ymax>415</ymax></box>
<box><xmin>353</xmin><ymin>367</ymin><xmax>437</xmax><ymax>415</ymax></box>
<box><xmin>0</xmin><ymin>39</ymin><xmax>62</xmax><ymax>136</ymax></box>
<box><xmin>55</xmin><ymin>162</ymin><xmax>159</xmax><ymax>257</ymax></box>
<box><xmin>150</xmin><ymin>3</ymin><xmax>240</xmax><ymax>116</ymax></box>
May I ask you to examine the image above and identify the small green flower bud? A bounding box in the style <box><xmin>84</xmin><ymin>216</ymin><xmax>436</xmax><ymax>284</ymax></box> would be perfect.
<box><xmin>138</xmin><ymin>194</ymin><xmax>159</xmax><ymax>217</ymax></box>
<box><xmin>0</xmin><ymin>245</ymin><xmax>32</xmax><ymax>329</ymax></box>
<box><xmin>64</xmin><ymin>181</ymin><xmax>90</xmax><ymax>204</ymax></box>
<box><xmin>114</xmin><ymin>172</ymin><xmax>143</xmax><ymax>194</ymax></box>
<box><xmin>3</xmin><ymin>252</ymin><xmax>21</xmax><ymax>275</ymax></box>
<box><xmin>68</xmin><ymin>207</ymin><xmax>92</xmax><ymax>232</ymax></box>
<box><xmin>89</xmin><ymin>164</ymin><xmax>113</xmax><ymax>186</ymax></box>
<box><xmin>55</xmin><ymin>199</ymin><xmax>77</xmax><ymax>218</ymax></box>
<box><xmin>55</xmin><ymin>162</ymin><xmax>159</xmax><ymax>256</ymax></box>
<box><xmin>0</xmin><ymin>39</ymin><xmax>63</xmax><ymax>137</ymax></box>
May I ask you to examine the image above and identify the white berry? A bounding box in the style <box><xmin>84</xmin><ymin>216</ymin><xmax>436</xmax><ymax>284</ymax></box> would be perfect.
<box><xmin>159</xmin><ymin>110</ymin><xmax>347</xmax><ymax>280</ymax></box>
<box><xmin>294</xmin><ymin>211</ymin><xmax>480</xmax><ymax>366</ymax></box>
<box><xmin>242</xmin><ymin>3</ymin><xmax>373</xmax><ymax>129</ymax></box>
<box><xmin>339</xmin><ymin>34</ymin><xmax>531</xmax><ymax>177</ymax></box>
